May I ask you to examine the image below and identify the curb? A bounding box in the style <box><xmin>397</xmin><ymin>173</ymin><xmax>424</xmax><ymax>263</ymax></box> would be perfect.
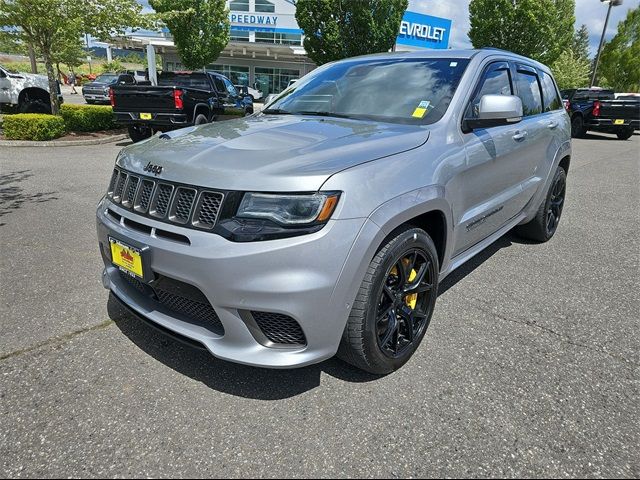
<box><xmin>0</xmin><ymin>133</ymin><xmax>129</xmax><ymax>147</ymax></box>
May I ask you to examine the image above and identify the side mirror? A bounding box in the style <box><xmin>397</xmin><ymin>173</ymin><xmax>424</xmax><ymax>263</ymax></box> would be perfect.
<box><xmin>464</xmin><ymin>94</ymin><xmax>523</xmax><ymax>131</ymax></box>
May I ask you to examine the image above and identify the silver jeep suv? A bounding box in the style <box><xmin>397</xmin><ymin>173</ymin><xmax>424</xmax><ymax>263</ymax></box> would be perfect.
<box><xmin>97</xmin><ymin>49</ymin><xmax>570</xmax><ymax>374</ymax></box>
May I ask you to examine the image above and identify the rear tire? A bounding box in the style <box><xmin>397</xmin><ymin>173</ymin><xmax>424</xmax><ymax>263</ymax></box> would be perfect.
<box><xmin>571</xmin><ymin>115</ymin><xmax>587</xmax><ymax>138</ymax></box>
<box><xmin>337</xmin><ymin>227</ymin><xmax>439</xmax><ymax>375</ymax></box>
<box><xmin>194</xmin><ymin>113</ymin><xmax>208</xmax><ymax>125</ymax></box>
<box><xmin>515</xmin><ymin>166</ymin><xmax>566</xmax><ymax>242</ymax></box>
<box><xmin>616</xmin><ymin>127</ymin><xmax>634</xmax><ymax>140</ymax></box>
<box><xmin>128</xmin><ymin>125</ymin><xmax>153</xmax><ymax>143</ymax></box>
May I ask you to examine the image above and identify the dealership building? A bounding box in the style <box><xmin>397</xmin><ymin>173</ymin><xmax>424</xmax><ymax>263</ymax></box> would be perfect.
<box><xmin>112</xmin><ymin>0</ymin><xmax>452</xmax><ymax>97</ymax></box>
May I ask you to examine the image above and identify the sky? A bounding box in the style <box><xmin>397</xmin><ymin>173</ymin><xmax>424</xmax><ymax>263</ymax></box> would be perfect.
<box><xmin>136</xmin><ymin>0</ymin><xmax>639</xmax><ymax>56</ymax></box>
<box><xmin>409</xmin><ymin>0</ymin><xmax>640</xmax><ymax>55</ymax></box>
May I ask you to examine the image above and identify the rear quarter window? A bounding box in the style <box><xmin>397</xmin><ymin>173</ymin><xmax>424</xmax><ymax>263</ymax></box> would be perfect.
<box><xmin>540</xmin><ymin>72</ymin><xmax>562</xmax><ymax>111</ymax></box>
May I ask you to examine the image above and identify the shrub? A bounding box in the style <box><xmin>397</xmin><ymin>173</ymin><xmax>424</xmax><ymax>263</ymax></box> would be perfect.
<box><xmin>3</xmin><ymin>114</ymin><xmax>66</xmax><ymax>141</ymax></box>
<box><xmin>60</xmin><ymin>104</ymin><xmax>116</xmax><ymax>132</ymax></box>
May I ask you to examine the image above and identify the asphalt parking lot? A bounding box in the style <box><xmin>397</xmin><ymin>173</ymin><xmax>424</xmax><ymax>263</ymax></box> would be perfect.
<box><xmin>1</xmin><ymin>133</ymin><xmax>638</xmax><ymax>478</ymax></box>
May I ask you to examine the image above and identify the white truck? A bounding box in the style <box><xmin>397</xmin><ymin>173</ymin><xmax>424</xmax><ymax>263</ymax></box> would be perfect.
<box><xmin>0</xmin><ymin>64</ymin><xmax>63</xmax><ymax>113</ymax></box>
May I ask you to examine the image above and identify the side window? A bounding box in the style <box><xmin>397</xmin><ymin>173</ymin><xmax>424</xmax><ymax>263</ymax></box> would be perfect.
<box><xmin>466</xmin><ymin>66</ymin><xmax>512</xmax><ymax>119</ymax></box>
<box><xmin>255</xmin><ymin>0</ymin><xmax>275</xmax><ymax>13</ymax></box>
<box><xmin>540</xmin><ymin>72</ymin><xmax>562</xmax><ymax>111</ymax></box>
<box><xmin>514</xmin><ymin>70</ymin><xmax>543</xmax><ymax>116</ymax></box>
<box><xmin>230</xmin><ymin>0</ymin><xmax>249</xmax><ymax>11</ymax></box>
<box><xmin>213</xmin><ymin>76</ymin><xmax>226</xmax><ymax>94</ymax></box>
<box><xmin>118</xmin><ymin>75</ymin><xmax>135</xmax><ymax>85</ymax></box>
<box><xmin>223</xmin><ymin>78</ymin><xmax>238</xmax><ymax>97</ymax></box>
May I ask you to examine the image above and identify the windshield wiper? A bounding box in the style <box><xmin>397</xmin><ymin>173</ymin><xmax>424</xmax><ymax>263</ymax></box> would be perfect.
<box><xmin>292</xmin><ymin>111</ymin><xmax>355</xmax><ymax>119</ymax></box>
<box><xmin>262</xmin><ymin>108</ymin><xmax>292</xmax><ymax>114</ymax></box>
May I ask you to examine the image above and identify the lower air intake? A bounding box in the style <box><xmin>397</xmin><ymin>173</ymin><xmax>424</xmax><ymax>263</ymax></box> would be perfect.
<box><xmin>118</xmin><ymin>271</ymin><xmax>224</xmax><ymax>336</ymax></box>
<box><xmin>251</xmin><ymin>311</ymin><xmax>307</xmax><ymax>346</ymax></box>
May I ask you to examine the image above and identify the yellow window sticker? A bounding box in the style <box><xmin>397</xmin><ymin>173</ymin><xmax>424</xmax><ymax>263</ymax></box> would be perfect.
<box><xmin>412</xmin><ymin>100</ymin><xmax>431</xmax><ymax>118</ymax></box>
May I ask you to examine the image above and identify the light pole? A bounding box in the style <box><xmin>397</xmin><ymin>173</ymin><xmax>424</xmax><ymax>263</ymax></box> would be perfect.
<box><xmin>590</xmin><ymin>0</ymin><xmax>623</xmax><ymax>87</ymax></box>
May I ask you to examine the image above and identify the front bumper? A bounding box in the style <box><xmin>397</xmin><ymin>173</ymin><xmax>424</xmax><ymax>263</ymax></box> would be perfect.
<box><xmin>97</xmin><ymin>198</ymin><xmax>369</xmax><ymax>368</ymax></box>
<box><xmin>83</xmin><ymin>92</ymin><xmax>110</xmax><ymax>102</ymax></box>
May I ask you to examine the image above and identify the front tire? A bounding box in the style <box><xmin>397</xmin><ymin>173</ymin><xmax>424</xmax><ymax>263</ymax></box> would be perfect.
<box><xmin>616</xmin><ymin>127</ymin><xmax>634</xmax><ymax>140</ymax></box>
<box><xmin>128</xmin><ymin>125</ymin><xmax>153</xmax><ymax>143</ymax></box>
<box><xmin>337</xmin><ymin>227</ymin><xmax>439</xmax><ymax>374</ymax></box>
<box><xmin>515</xmin><ymin>166</ymin><xmax>566</xmax><ymax>242</ymax></box>
<box><xmin>20</xmin><ymin>99</ymin><xmax>51</xmax><ymax>114</ymax></box>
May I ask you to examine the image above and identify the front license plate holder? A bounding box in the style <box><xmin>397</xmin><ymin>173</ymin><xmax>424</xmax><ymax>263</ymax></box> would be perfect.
<box><xmin>108</xmin><ymin>235</ymin><xmax>152</xmax><ymax>283</ymax></box>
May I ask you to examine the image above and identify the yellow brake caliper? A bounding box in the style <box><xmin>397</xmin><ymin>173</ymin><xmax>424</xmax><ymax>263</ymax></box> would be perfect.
<box><xmin>390</xmin><ymin>259</ymin><xmax>418</xmax><ymax>310</ymax></box>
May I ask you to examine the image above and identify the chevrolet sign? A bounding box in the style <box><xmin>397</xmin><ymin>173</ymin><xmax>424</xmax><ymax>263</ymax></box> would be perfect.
<box><xmin>396</xmin><ymin>11</ymin><xmax>452</xmax><ymax>49</ymax></box>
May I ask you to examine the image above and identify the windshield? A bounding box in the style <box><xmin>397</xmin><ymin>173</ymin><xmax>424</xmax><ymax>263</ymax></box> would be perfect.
<box><xmin>265</xmin><ymin>57</ymin><xmax>470</xmax><ymax>125</ymax></box>
<box><xmin>95</xmin><ymin>74</ymin><xmax>118</xmax><ymax>83</ymax></box>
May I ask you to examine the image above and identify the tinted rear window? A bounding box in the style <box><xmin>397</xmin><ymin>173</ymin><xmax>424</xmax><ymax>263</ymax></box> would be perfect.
<box><xmin>573</xmin><ymin>90</ymin><xmax>615</xmax><ymax>101</ymax></box>
<box><xmin>158</xmin><ymin>73</ymin><xmax>210</xmax><ymax>89</ymax></box>
<box><xmin>540</xmin><ymin>72</ymin><xmax>562</xmax><ymax>111</ymax></box>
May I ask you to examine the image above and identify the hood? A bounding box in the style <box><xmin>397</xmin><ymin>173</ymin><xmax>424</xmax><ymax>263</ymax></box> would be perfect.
<box><xmin>9</xmin><ymin>71</ymin><xmax>49</xmax><ymax>89</ymax></box>
<box><xmin>84</xmin><ymin>81</ymin><xmax>111</xmax><ymax>89</ymax></box>
<box><xmin>117</xmin><ymin>115</ymin><xmax>429</xmax><ymax>192</ymax></box>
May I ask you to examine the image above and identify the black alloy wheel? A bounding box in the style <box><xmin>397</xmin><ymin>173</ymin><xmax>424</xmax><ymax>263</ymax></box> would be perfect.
<box><xmin>376</xmin><ymin>250</ymin><xmax>435</xmax><ymax>358</ymax></box>
<box><xmin>546</xmin><ymin>172</ymin><xmax>566</xmax><ymax>237</ymax></box>
<box><xmin>338</xmin><ymin>227</ymin><xmax>440</xmax><ymax>374</ymax></box>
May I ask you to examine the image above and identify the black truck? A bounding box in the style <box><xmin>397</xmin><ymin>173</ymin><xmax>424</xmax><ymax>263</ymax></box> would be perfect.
<box><xmin>562</xmin><ymin>88</ymin><xmax>640</xmax><ymax>140</ymax></box>
<box><xmin>111</xmin><ymin>71</ymin><xmax>254</xmax><ymax>142</ymax></box>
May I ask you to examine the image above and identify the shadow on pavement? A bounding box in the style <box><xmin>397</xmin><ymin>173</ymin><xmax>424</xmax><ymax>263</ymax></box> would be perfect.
<box><xmin>0</xmin><ymin>170</ymin><xmax>58</xmax><ymax>226</ymax></box>
<box><xmin>109</xmin><ymin>231</ymin><xmax>531</xmax><ymax>400</ymax></box>
<box><xmin>581</xmin><ymin>132</ymin><xmax>625</xmax><ymax>141</ymax></box>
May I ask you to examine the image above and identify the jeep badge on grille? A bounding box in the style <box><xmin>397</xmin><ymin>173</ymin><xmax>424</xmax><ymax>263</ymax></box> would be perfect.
<box><xmin>143</xmin><ymin>162</ymin><xmax>163</xmax><ymax>176</ymax></box>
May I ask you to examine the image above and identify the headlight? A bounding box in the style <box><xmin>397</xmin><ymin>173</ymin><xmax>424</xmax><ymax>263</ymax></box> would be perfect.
<box><xmin>237</xmin><ymin>192</ymin><xmax>340</xmax><ymax>225</ymax></box>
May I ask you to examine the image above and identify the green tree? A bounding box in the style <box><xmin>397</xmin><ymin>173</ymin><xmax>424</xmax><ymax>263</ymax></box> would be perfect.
<box><xmin>598</xmin><ymin>6</ymin><xmax>640</xmax><ymax>92</ymax></box>
<box><xmin>150</xmin><ymin>0</ymin><xmax>229</xmax><ymax>70</ymax></box>
<box><xmin>296</xmin><ymin>0</ymin><xmax>408</xmax><ymax>66</ymax></box>
<box><xmin>468</xmin><ymin>0</ymin><xmax>575</xmax><ymax>65</ymax></box>
<box><xmin>571</xmin><ymin>24</ymin><xmax>590</xmax><ymax>62</ymax></box>
<box><xmin>551</xmin><ymin>49</ymin><xmax>590</xmax><ymax>90</ymax></box>
<box><xmin>101</xmin><ymin>59</ymin><xmax>124</xmax><ymax>73</ymax></box>
<box><xmin>0</xmin><ymin>29</ymin><xmax>27</xmax><ymax>55</ymax></box>
<box><xmin>0</xmin><ymin>0</ymin><xmax>149</xmax><ymax>114</ymax></box>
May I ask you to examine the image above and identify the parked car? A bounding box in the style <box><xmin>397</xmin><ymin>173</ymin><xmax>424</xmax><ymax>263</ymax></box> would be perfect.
<box><xmin>97</xmin><ymin>49</ymin><xmax>571</xmax><ymax>374</ymax></box>
<box><xmin>125</xmin><ymin>70</ymin><xmax>148</xmax><ymax>83</ymax></box>
<box><xmin>235</xmin><ymin>84</ymin><xmax>262</xmax><ymax>101</ymax></box>
<box><xmin>561</xmin><ymin>87</ymin><xmax>639</xmax><ymax>139</ymax></box>
<box><xmin>83</xmin><ymin>73</ymin><xmax>136</xmax><ymax>105</ymax></box>
<box><xmin>263</xmin><ymin>79</ymin><xmax>299</xmax><ymax>106</ymax></box>
<box><xmin>110</xmin><ymin>71</ymin><xmax>254</xmax><ymax>142</ymax></box>
<box><xmin>0</xmin><ymin>64</ymin><xmax>63</xmax><ymax>113</ymax></box>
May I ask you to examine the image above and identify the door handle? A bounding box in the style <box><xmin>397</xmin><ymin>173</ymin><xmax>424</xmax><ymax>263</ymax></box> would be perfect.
<box><xmin>548</xmin><ymin>121</ymin><xmax>559</xmax><ymax>129</ymax></box>
<box><xmin>512</xmin><ymin>131</ymin><xmax>528</xmax><ymax>141</ymax></box>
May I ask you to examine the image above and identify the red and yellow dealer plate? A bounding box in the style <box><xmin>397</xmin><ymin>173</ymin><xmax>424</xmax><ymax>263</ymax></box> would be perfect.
<box><xmin>109</xmin><ymin>238</ymin><xmax>143</xmax><ymax>278</ymax></box>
